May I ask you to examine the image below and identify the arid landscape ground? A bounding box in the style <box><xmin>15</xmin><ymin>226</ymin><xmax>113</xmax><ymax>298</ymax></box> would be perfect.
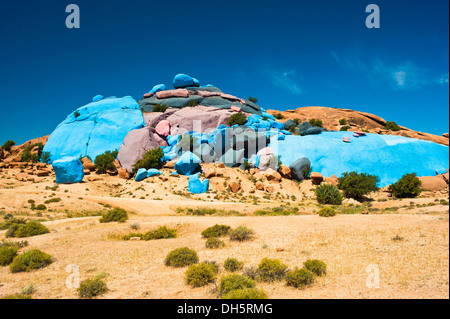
<box><xmin>0</xmin><ymin>161</ymin><xmax>448</xmax><ymax>299</ymax></box>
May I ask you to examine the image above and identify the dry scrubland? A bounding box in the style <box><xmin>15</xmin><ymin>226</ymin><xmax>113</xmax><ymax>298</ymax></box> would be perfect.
<box><xmin>0</xmin><ymin>165</ymin><xmax>448</xmax><ymax>299</ymax></box>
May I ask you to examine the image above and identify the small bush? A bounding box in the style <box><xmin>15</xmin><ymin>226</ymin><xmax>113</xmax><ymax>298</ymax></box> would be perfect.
<box><xmin>40</xmin><ymin>151</ymin><xmax>52</xmax><ymax>164</ymax></box>
<box><xmin>132</xmin><ymin>147</ymin><xmax>164</xmax><ymax>175</ymax></box>
<box><xmin>0</xmin><ymin>246</ymin><xmax>18</xmax><ymax>266</ymax></box>
<box><xmin>315</xmin><ymin>183</ymin><xmax>343</xmax><ymax>205</ymax></box>
<box><xmin>143</xmin><ymin>226</ymin><xmax>177</xmax><ymax>240</ymax></box>
<box><xmin>78</xmin><ymin>275</ymin><xmax>108</xmax><ymax>299</ymax></box>
<box><xmin>219</xmin><ymin>274</ymin><xmax>256</xmax><ymax>295</ymax></box>
<box><xmin>285</xmin><ymin>268</ymin><xmax>315</xmax><ymax>289</ymax></box>
<box><xmin>74</xmin><ymin>111</ymin><xmax>80</xmax><ymax>118</ymax></box>
<box><xmin>227</xmin><ymin>113</ymin><xmax>247</xmax><ymax>126</ymax></box>
<box><xmin>388</xmin><ymin>173</ymin><xmax>422</xmax><ymax>198</ymax></box>
<box><xmin>152</xmin><ymin>104</ymin><xmax>168</xmax><ymax>112</ymax></box>
<box><xmin>187</xmin><ymin>100</ymin><xmax>199</xmax><ymax>107</ymax></box>
<box><xmin>340</xmin><ymin>126</ymin><xmax>351</xmax><ymax>131</ymax></box>
<box><xmin>205</xmin><ymin>237</ymin><xmax>225</xmax><ymax>249</ymax></box>
<box><xmin>229</xmin><ymin>226</ymin><xmax>255</xmax><ymax>242</ymax></box>
<box><xmin>14</xmin><ymin>220</ymin><xmax>50</xmax><ymax>238</ymax></box>
<box><xmin>165</xmin><ymin>247</ymin><xmax>199</xmax><ymax>267</ymax></box>
<box><xmin>221</xmin><ymin>288</ymin><xmax>268</xmax><ymax>299</ymax></box>
<box><xmin>10</xmin><ymin>249</ymin><xmax>53</xmax><ymax>273</ymax></box>
<box><xmin>0</xmin><ymin>218</ymin><xmax>26</xmax><ymax>231</ymax></box>
<box><xmin>274</xmin><ymin>113</ymin><xmax>284</xmax><ymax>120</ymax></box>
<box><xmin>20</xmin><ymin>143</ymin><xmax>44</xmax><ymax>163</ymax></box>
<box><xmin>201</xmin><ymin>224</ymin><xmax>231</xmax><ymax>238</ymax></box>
<box><xmin>302</xmin><ymin>163</ymin><xmax>312</xmax><ymax>179</ymax></box>
<box><xmin>303</xmin><ymin>259</ymin><xmax>327</xmax><ymax>276</ymax></box>
<box><xmin>35</xmin><ymin>204</ymin><xmax>47</xmax><ymax>211</ymax></box>
<box><xmin>2</xmin><ymin>294</ymin><xmax>32</xmax><ymax>299</ymax></box>
<box><xmin>185</xmin><ymin>262</ymin><xmax>218</xmax><ymax>287</ymax></box>
<box><xmin>385</xmin><ymin>121</ymin><xmax>401</xmax><ymax>131</ymax></box>
<box><xmin>339</xmin><ymin>119</ymin><xmax>347</xmax><ymax>125</ymax></box>
<box><xmin>317</xmin><ymin>207</ymin><xmax>336</xmax><ymax>217</ymax></box>
<box><xmin>1</xmin><ymin>140</ymin><xmax>15</xmax><ymax>152</ymax></box>
<box><xmin>94</xmin><ymin>150</ymin><xmax>118</xmax><ymax>174</ymax></box>
<box><xmin>122</xmin><ymin>233</ymin><xmax>144</xmax><ymax>241</ymax></box>
<box><xmin>309</xmin><ymin>119</ymin><xmax>323</xmax><ymax>127</ymax></box>
<box><xmin>99</xmin><ymin>208</ymin><xmax>128</xmax><ymax>223</ymax></box>
<box><xmin>258</xmin><ymin>258</ymin><xmax>288</xmax><ymax>282</ymax></box>
<box><xmin>224</xmin><ymin>258</ymin><xmax>243</xmax><ymax>272</ymax></box>
<box><xmin>338</xmin><ymin>171</ymin><xmax>379</xmax><ymax>200</ymax></box>
<box><xmin>248</xmin><ymin>96</ymin><xmax>258</xmax><ymax>103</ymax></box>
<box><xmin>44</xmin><ymin>198</ymin><xmax>61</xmax><ymax>204</ymax></box>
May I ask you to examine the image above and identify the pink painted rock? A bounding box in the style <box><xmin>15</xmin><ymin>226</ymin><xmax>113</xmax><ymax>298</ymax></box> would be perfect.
<box><xmin>118</xmin><ymin>127</ymin><xmax>168</xmax><ymax>173</ymax></box>
<box><xmin>218</xmin><ymin>92</ymin><xmax>241</xmax><ymax>102</ymax></box>
<box><xmin>196</xmin><ymin>90</ymin><xmax>220</xmax><ymax>98</ymax></box>
<box><xmin>143</xmin><ymin>92</ymin><xmax>154</xmax><ymax>98</ymax></box>
<box><xmin>257</xmin><ymin>147</ymin><xmax>274</xmax><ymax>156</ymax></box>
<box><xmin>155</xmin><ymin>120</ymin><xmax>171</xmax><ymax>138</ymax></box>
<box><xmin>231</xmin><ymin>105</ymin><xmax>241</xmax><ymax>112</ymax></box>
<box><xmin>156</xmin><ymin>89</ymin><xmax>191</xmax><ymax>99</ymax></box>
<box><xmin>143</xmin><ymin>108</ymin><xmax>178</xmax><ymax>127</ymax></box>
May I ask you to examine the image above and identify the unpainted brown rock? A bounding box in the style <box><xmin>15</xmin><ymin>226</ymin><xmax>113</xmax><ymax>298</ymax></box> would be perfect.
<box><xmin>228</xmin><ymin>181</ymin><xmax>240</xmax><ymax>193</ymax></box>
<box><xmin>16</xmin><ymin>173</ymin><xmax>28</xmax><ymax>181</ymax></box>
<box><xmin>34</xmin><ymin>170</ymin><xmax>50</xmax><ymax>177</ymax></box>
<box><xmin>264</xmin><ymin>185</ymin><xmax>274</xmax><ymax>193</ymax></box>
<box><xmin>118</xmin><ymin>168</ymin><xmax>131</xmax><ymax>179</ymax></box>
<box><xmin>418</xmin><ymin>176</ymin><xmax>448</xmax><ymax>191</ymax></box>
<box><xmin>81</xmin><ymin>157</ymin><xmax>96</xmax><ymax>171</ymax></box>
<box><xmin>264</xmin><ymin>168</ymin><xmax>281</xmax><ymax>182</ymax></box>
<box><xmin>204</xmin><ymin>168</ymin><xmax>216</xmax><ymax>178</ymax></box>
<box><xmin>310</xmin><ymin>172</ymin><xmax>324</xmax><ymax>185</ymax></box>
<box><xmin>255</xmin><ymin>182</ymin><xmax>265</xmax><ymax>190</ymax></box>
<box><xmin>163</xmin><ymin>161</ymin><xmax>176</xmax><ymax>169</ymax></box>
<box><xmin>278</xmin><ymin>165</ymin><xmax>291</xmax><ymax>179</ymax></box>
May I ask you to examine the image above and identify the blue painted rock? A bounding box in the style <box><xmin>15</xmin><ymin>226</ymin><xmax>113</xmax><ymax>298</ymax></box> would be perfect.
<box><xmin>174</xmin><ymin>151</ymin><xmax>201</xmax><ymax>175</ymax></box>
<box><xmin>135</xmin><ymin>168</ymin><xmax>147</xmax><ymax>181</ymax></box>
<box><xmin>92</xmin><ymin>95</ymin><xmax>104</xmax><ymax>102</ymax></box>
<box><xmin>52</xmin><ymin>157</ymin><xmax>84</xmax><ymax>184</ymax></box>
<box><xmin>147</xmin><ymin>168</ymin><xmax>162</xmax><ymax>177</ymax></box>
<box><xmin>173</xmin><ymin>73</ymin><xmax>196</xmax><ymax>89</ymax></box>
<box><xmin>188</xmin><ymin>173</ymin><xmax>209</xmax><ymax>194</ymax></box>
<box><xmin>149</xmin><ymin>84</ymin><xmax>166</xmax><ymax>94</ymax></box>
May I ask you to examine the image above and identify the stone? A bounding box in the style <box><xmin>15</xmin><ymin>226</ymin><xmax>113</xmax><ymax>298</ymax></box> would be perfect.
<box><xmin>16</xmin><ymin>173</ymin><xmax>28</xmax><ymax>181</ymax></box>
<box><xmin>149</xmin><ymin>84</ymin><xmax>166</xmax><ymax>94</ymax></box>
<box><xmin>188</xmin><ymin>173</ymin><xmax>209</xmax><ymax>194</ymax></box>
<box><xmin>81</xmin><ymin>157</ymin><xmax>95</xmax><ymax>171</ymax></box>
<box><xmin>135</xmin><ymin>168</ymin><xmax>147</xmax><ymax>181</ymax></box>
<box><xmin>310</xmin><ymin>172</ymin><xmax>324</xmax><ymax>185</ymax></box>
<box><xmin>155</xmin><ymin>120</ymin><xmax>171</xmax><ymax>138</ymax></box>
<box><xmin>264</xmin><ymin>185</ymin><xmax>274</xmax><ymax>193</ymax></box>
<box><xmin>289</xmin><ymin>157</ymin><xmax>311</xmax><ymax>182</ymax></box>
<box><xmin>163</xmin><ymin>161</ymin><xmax>176</xmax><ymax>169</ymax></box>
<box><xmin>106</xmin><ymin>169</ymin><xmax>118</xmax><ymax>176</ymax></box>
<box><xmin>418</xmin><ymin>176</ymin><xmax>448</xmax><ymax>191</ymax></box>
<box><xmin>147</xmin><ymin>168</ymin><xmax>162</xmax><ymax>177</ymax></box>
<box><xmin>443</xmin><ymin>133</ymin><xmax>449</xmax><ymax>138</ymax></box>
<box><xmin>27</xmin><ymin>176</ymin><xmax>35</xmax><ymax>182</ymax></box>
<box><xmin>52</xmin><ymin>157</ymin><xmax>84</xmax><ymax>184</ymax></box>
<box><xmin>118</xmin><ymin>168</ymin><xmax>131</xmax><ymax>179</ymax></box>
<box><xmin>231</xmin><ymin>105</ymin><xmax>241</xmax><ymax>112</ymax></box>
<box><xmin>174</xmin><ymin>152</ymin><xmax>201</xmax><ymax>175</ymax></box>
<box><xmin>173</xmin><ymin>73</ymin><xmax>196</xmax><ymax>89</ymax></box>
<box><xmin>204</xmin><ymin>168</ymin><xmax>216</xmax><ymax>178</ymax></box>
<box><xmin>83</xmin><ymin>169</ymin><xmax>91</xmax><ymax>175</ymax></box>
<box><xmin>228</xmin><ymin>181</ymin><xmax>240</xmax><ymax>193</ymax></box>
<box><xmin>264</xmin><ymin>168</ymin><xmax>282</xmax><ymax>182</ymax></box>
<box><xmin>92</xmin><ymin>95</ymin><xmax>104</xmax><ymax>102</ymax></box>
<box><xmin>156</xmin><ymin>89</ymin><xmax>191</xmax><ymax>99</ymax></box>
<box><xmin>278</xmin><ymin>165</ymin><xmax>291</xmax><ymax>179</ymax></box>
<box><xmin>255</xmin><ymin>182</ymin><xmax>265</xmax><ymax>190</ymax></box>
<box><xmin>35</xmin><ymin>170</ymin><xmax>50</xmax><ymax>177</ymax></box>
<box><xmin>129</xmin><ymin>237</ymin><xmax>141</xmax><ymax>241</ymax></box>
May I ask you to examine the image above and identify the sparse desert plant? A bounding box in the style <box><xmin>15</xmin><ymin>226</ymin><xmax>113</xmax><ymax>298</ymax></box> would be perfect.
<box><xmin>388</xmin><ymin>173</ymin><xmax>422</xmax><ymax>198</ymax></box>
<box><xmin>205</xmin><ymin>237</ymin><xmax>225</xmax><ymax>249</ymax></box>
<box><xmin>227</xmin><ymin>113</ymin><xmax>247</xmax><ymax>126</ymax></box>
<box><xmin>94</xmin><ymin>150</ymin><xmax>118</xmax><ymax>174</ymax></box>
<box><xmin>340</xmin><ymin>125</ymin><xmax>351</xmax><ymax>131</ymax></box>
<box><xmin>1</xmin><ymin>294</ymin><xmax>32</xmax><ymax>299</ymax></box>
<box><xmin>285</xmin><ymin>268</ymin><xmax>315</xmax><ymax>289</ymax></box>
<box><xmin>44</xmin><ymin>197</ymin><xmax>61</xmax><ymax>204</ymax></box>
<box><xmin>99</xmin><ymin>208</ymin><xmax>128</xmax><ymax>223</ymax></box>
<box><xmin>20</xmin><ymin>143</ymin><xmax>44</xmax><ymax>163</ymax></box>
<box><xmin>315</xmin><ymin>183</ymin><xmax>343</xmax><ymax>205</ymax></box>
<box><xmin>338</xmin><ymin>171</ymin><xmax>379</xmax><ymax>200</ymax></box>
<box><xmin>132</xmin><ymin>147</ymin><xmax>164</xmax><ymax>175</ymax></box>
<box><xmin>9</xmin><ymin>249</ymin><xmax>53</xmax><ymax>273</ymax></box>
<box><xmin>13</xmin><ymin>220</ymin><xmax>50</xmax><ymax>238</ymax></box>
<box><xmin>303</xmin><ymin>259</ymin><xmax>327</xmax><ymax>276</ymax></box>
<box><xmin>165</xmin><ymin>247</ymin><xmax>199</xmax><ymax>267</ymax></box>
<box><xmin>221</xmin><ymin>288</ymin><xmax>268</xmax><ymax>299</ymax></box>
<box><xmin>143</xmin><ymin>226</ymin><xmax>177</xmax><ymax>240</ymax></box>
<box><xmin>0</xmin><ymin>246</ymin><xmax>18</xmax><ymax>266</ymax></box>
<box><xmin>258</xmin><ymin>258</ymin><xmax>288</xmax><ymax>282</ymax></box>
<box><xmin>309</xmin><ymin>119</ymin><xmax>323</xmax><ymax>127</ymax></box>
<box><xmin>0</xmin><ymin>218</ymin><xmax>26</xmax><ymax>231</ymax></box>
<box><xmin>224</xmin><ymin>258</ymin><xmax>244</xmax><ymax>272</ymax></box>
<box><xmin>243</xmin><ymin>266</ymin><xmax>260</xmax><ymax>280</ymax></box>
<box><xmin>274</xmin><ymin>113</ymin><xmax>284</xmax><ymax>119</ymax></box>
<box><xmin>185</xmin><ymin>262</ymin><xmax>218</xmax><ymax>287</ymax></box>
<box><xmin>122</xmin><ymin>233</ymin><xmax>144</xmax><ymax>241</ymax></box>
<box><xmin>1</xmin><ymin>140</ymin><xmax>16</xmax><ymax>152</ymax></box>
<box><xmin>201</xmin><ymin>224</ymin><xmax>231</xmax><ymax>238</ymax></box>
<box><xmin>317</xmin><ymin>207</ymin><xmax>336</xmax><ymax>217</ymax></box>
<box><xmin>302</xmin><ymin>163</ymin><xmax>312</xmax><ymax>179</ymax></box>
<box><xmin>248</xmin><ymin>96</ymin><xmax>258</xmax><ymax>103</ymax></box>
<box><xmin>385</xmin><ymin>121</ymin><xmax>401</xmax><ymax>131</ymax></box>
<box><xmin>78</xmin><ymin>275</ymin><xmax>108</xmax><ymax>299</ymax></box>
<box><xmin>187</xmin><ymin>100</ymin><xmax>199</xmax><ymax>107</ymax></box>
<box><xmin>35</xmin><ymin>204</ymin><xmax>47</xmax><ymax>211</ymax></box>
<box><xmin>40</xmin><ymin>151</ymin><xmax>52</xmax><ymax>164</ymax></box>
<box><xmin>219</xmin><ymin>274</ymin><xmax>256</xmax><ymax>295</ymax></box>
<box><xmin>229</xmin><ymin>226</ymin><xmax>255</xmax><ymax>242</ymax></box>
<box><xmin>152</xmin><ymin>103</ymin><xmax>168</xmax><ymax>113</ymax></box>
<box><xmin>339</xmin><ymin>119</ymin><xmax>347</xmax><ymax>125</ymax></box>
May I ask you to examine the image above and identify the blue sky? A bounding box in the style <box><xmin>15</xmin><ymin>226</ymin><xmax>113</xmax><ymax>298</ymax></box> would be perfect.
<box><xmin>0</xmin><ymin>0</ymin><xmax>448</xmax><ymax>144</ymax></box>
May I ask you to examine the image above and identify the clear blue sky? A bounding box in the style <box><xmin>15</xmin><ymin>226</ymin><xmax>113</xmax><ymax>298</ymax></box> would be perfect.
<box><xmin>0</xmin><ymin>0</ymin><xmax>448</xmax><ymax>145</ymax></box>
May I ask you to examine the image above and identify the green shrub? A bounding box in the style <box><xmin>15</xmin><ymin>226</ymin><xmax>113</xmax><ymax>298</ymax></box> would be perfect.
<box><xmin>78</xmin><ymin>275</ymin><xmax>108</xmax><ymax>299</ymax></box>
<box><xmin>187</xmin><ymin>100</ymin><xmax>199</xmax><ymax>107</ymax></box>
<box><xmin>317</xmin><ymin>207</ymin><xmax>336</xmax><ymax>217</ymax></box>
<box><xmin>0</xmin><ymin>218</ymin><xmax>26</xmax><ymax>231</ymax></box>
<box><xmin>315</xmin><ymin>183</ymin><xmax>343</xmax><ymax>205</ymax></box>
<box><xmin>1</xmin><ymin>294</ymin><xmax>32</xmax><ymax>299</ymax></box>
<box><xmin>258</xmin><ymin>258</ymin><xmax>288</xmax><ymax>282</ymax></box>
<box><xmin>227</xmin><ymin>113</ymin><xmax>247</xmax><ymax>126</ymax></box>
<box><xmin>152</xmin><ymin>104</ymin><xmax>168</xmax><ymax>112</ymax></box>
<box><xmin>14</xmin><ymin>220</ymin><xmax>50</xmax><ymax>238</ymax></box>
<box><xmin>132</xmin><ymin>147</ymin><xmax>164</xmax><ymax>175</ymax></box>
<box><xmin>94</xmin><ymin>150</ymin><xmax>118</xmax><ymax>174</ymax></box>
<box><xmin>143</xmin><ymin>226</ymin><xmax>177</xmax><ymax>240</ymax></box>
<box><xmin>99</xmin><ymin>208</ymin><xmax>128</xmax><ymax>223</ymax></box>
<box><xmin>303</xmin><ymin>259</ymin><xmax>327</xmax><ymax>276</ymax></box>
<box><xmin>20</xmin><ymin>143</ymin><xmax>44</xmax><ymax>163</ymax></box>
<box><xmin>338</xmin><ymin>172</ymin><xmax>379</xmax><ymax>200</ymax></box>
<box><xmin>340</xmin><ymin>125</ymin><xmax>351</xmax><ymax>131</ymax></box>
<box><xmin>385</xmin><ymin>121</ymin><xmax>401</xmax><ymax>131</ymax></box>
<box><xmin>35</xmin><ymin>204</ymin><xmax>47</xmax><ymax>211</ymax></box>
<box><xmin>229</xmin><ymin>226</ymin><xmax>254</xmax><ymax>242</ymax></box>
<box><xmin>10</xmin><ymin>249</ymin><xmax>53</xmax><ymax>273</ymax></box>
<box><xmin>339</xmin><ymin>119</ymin><xmax>347</xmax><ymax>125</ymax></box>
<box><xmin>165</xmin><ymin>247</ymin><xmax>199</xmax><ymax>267</ymax></box>
<box><xmin>201</xmin><ymin>224</ymin><xmax>231</xmax><ymax>238</ymax></box>
<box><xmin>309</xmin><ymin>119</ymin><xmax>323</xmax><ymax>127</ymax></box>
<box><xmin>221</xmin><ymin>288</ymin><xmax>268</xmax><ymax>299</ymax></box>
<box><xmin>219</xmin><ymin>274</ymin><xmax>256</xmax><ymax>295</ymax></box>
<box><xmin>74</xmin><ymin>111</ymin><xmax>80</xmax><ymax>118</ymax></box>
<box><xmin>40</xmin><ymin>151</ymin><xmax>52</xmax><ymax>164</ymax></box>
<box><xmin>388</xmin><ymin>173</ymin><xmax>422</xmax><ymax>198</ymax></box>
<box><xmin>248</xmin><ymin>96</ymin><xmax>258</xmax><ymax>103</ymax></box>
<box><xmin>44</xmin><ymin>198</ymin><xmax>61</xmax><ymax>204</ymax></box>
<box><xmin>122</xmin><ymin>233</ymin><xmax>144</xmax><ymax>240</ymax></box>
<box><xmin>224</xmin><ymin>258</ymin><xmax>243</xmax><ymax>272</ymax></box>
<box><xmin>1</xmin><ymin>140</ymin><xmax>15</xmax><ymax>152</ymax></box>
<box><xmin>205</xmin><ymin>237</ymin><xmax>225</xmax><ymax>249</ymax></box>
<box><xmin>0</xmin><ymin>246</ymin><xmax>18</xmax><ymax>266</ymax></box>
<box><xmin>285</xmin><ymin>268</ymin><xmax>315</xmax><ymax>289</ymax></box>
<box><xmin>274</xmin><ymin>113</ymin><xmax>284</xmax><ymax>120</ymax></box>
<box><xmin>302</xmin><ymin>163</ymin><xmax>312</xmax><ymax>179</ymax></box>
<box><xmin>185</xmin><ymin>262</ymin><xmax>218</xmax><ymax>287</ymax></box>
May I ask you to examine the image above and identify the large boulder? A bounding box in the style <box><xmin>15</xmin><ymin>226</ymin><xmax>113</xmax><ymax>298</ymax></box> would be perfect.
<box><xmin>149</xmin><ymin>84</ymin><xmax>166</xmax><ymax>94</ymax></box>
<box><xmin>174</xmin><ymin>151</ymin><xmax>201</xmax><ymax>175</ymax></box>
<box><xmin>173</xmin><ymin>74</ymin><xmax>197</xmax><ymax>89</ymax></box>
<box><xmin>289</xmin><ymin>157</ymin><xmax>311</xmax><ymax>182</ymax></box>
<box><xmin>43</xmin><ymin>96</ymin><xmax>145</xmax><ymax>163</ymax></box>
<box><xmin>418</xmin><ymin>176</ymin><xmax>448</xmax><ymax>191</ymax></box>
<box><xmin>188</xmin><ymin>173</ymin><xmax>209</xmax><ymax>194</ymax></box>
<box><xmin>52</xmin><ymin>157</ymin><xmax>84</xmax><ymax>184</ymax></box>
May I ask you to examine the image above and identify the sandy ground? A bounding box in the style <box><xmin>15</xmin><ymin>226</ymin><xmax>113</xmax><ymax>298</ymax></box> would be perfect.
<box><xmin>0</xmin><ymin>167</ymin><xmax>448</xmax><ymax>299</ymax></box>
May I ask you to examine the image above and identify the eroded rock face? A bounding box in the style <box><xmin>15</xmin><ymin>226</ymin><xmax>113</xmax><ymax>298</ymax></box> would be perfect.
<box><xmin>418</xmin><ymin>176</ymin><xmax>448</xmax><ymax>191</ymax></box>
